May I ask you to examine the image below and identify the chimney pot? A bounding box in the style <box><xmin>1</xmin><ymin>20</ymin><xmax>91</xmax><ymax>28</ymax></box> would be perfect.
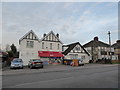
<box><xmin>56</xmin><ymin>33</ymin><xmax>59</xmax><ymax>38</ymax></box>
<box><xmin>43</xmin><ymin>33</ymin><xmax>46</xmax><ymax>37</ymax></box>
<box><xmin>94</xmin><ymin>37</ymin><xmax>99</xmax><ymax>41</ymax></box>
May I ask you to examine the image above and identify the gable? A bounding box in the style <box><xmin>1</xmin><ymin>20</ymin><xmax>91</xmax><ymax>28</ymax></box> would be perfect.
<box><xmin>40</xmin><ymin>31</ymin><xmax>62</xmax><ymax>43</ymax></box>
<box><xmin>19</xmin><ymin>30</ymin><xmax>40</xmax><ymax>44</ymax></box>
<box><xmin>71</xmin><ymin>44</ymin><xmax>84</xmax><ymax>53</ymax></box>
<box><xmin>23</xmin><ymin>32</ymin><xmax>38</xmax><ymax>40</ymax></box>
<box><xmin>63</xmin><ymin>42</ymin><xmax>90</xmax><ymax>56</ymax></box>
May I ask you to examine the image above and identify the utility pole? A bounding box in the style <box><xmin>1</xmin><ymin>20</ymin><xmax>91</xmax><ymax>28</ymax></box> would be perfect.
<box><xmin>108</xmin><ymin>31</ymin><xmax>112</xmax><ymax>64</ymax></box>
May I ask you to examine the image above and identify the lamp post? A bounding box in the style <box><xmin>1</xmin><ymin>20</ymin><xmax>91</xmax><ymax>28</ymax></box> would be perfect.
<box><xmin>108</xmin><ymin>31</ymin><xmax>112</xmax><ymax>64</ymax></box>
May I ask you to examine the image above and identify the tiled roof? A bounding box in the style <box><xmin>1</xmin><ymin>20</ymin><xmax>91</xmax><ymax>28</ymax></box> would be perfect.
<box><xmin>83</xmin><ymin>40</ymin><xmax>110</xmax><ymax>47</ymax></box>
<box><xmin>112</xmin><ymin>40</ymin><xmax>120</xmax><ymax>49</ymax></box>
<box><xmin>62</xmin><ymin>42</ymin><xmax>90</xmax><ymax>56</ymax></box>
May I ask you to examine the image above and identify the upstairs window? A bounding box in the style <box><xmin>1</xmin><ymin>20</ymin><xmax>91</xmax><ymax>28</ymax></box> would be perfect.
<box><xmin>58</xmin><ymin>44</ymin><xmax>60</xmax><ymax>50</ymax></box>
<box><xmin>101</xmin><ymin>51</ymin><xmax>107</xmax><ymax>55</ymax></box>
<box><xmin>26</xmin><ymin>41</ymin><xmax>34</xmax><ymax>48</ymax></box>
<box><xmin>50</xmin><ymin>43</ymin><xmax>52</xmax><ymax>49</ymax></box>
<box><xmin>42</xmin><ymin>42</ymin><xmax>44</xmax><ymax>49</ymax></box>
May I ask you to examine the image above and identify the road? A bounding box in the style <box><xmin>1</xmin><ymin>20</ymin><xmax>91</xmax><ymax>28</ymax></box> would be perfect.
<box><xmin>2</xmin><ymin>64</ymin><xmax>119</xmax><ymax>88</ymax></box>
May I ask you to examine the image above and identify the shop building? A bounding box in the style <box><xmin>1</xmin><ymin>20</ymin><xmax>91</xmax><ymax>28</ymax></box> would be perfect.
<box><xmin>38</xmin><ymin>31</ymin><xmax>64</xmax><ymax>64</ymax></box>
<box><xmin>19</xmin><ymin>30</ymin><xmax>64</xmax><ymax>65</ymax></box>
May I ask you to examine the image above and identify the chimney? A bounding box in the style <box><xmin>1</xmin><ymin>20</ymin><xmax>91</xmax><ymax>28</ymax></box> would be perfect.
<box><xmin>94</xmin><ymin>36</ymin><xmax>99</xmax><ymax>41</ymax></box>
<box><xmin>56</xmin><ymin>33</ymin><xmax>59</xmax><ymax>38</ymax></box>
<box><xmin>43</xmin><ymin>33</ymin><xmax>46</xmax><ymax>37</ymax></box>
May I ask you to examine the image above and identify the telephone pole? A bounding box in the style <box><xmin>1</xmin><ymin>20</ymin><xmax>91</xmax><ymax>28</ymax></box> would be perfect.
<box><xmin>108</xmin><ymin>31</ymin><xmax>112</xmax><ymax>64</ymax></box>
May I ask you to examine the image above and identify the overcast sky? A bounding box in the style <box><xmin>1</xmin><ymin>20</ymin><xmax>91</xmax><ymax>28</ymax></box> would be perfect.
<box><xmin>1</xmin><ymin>2</ymin><xmax>118</xmax><ymax>49</ymax></box>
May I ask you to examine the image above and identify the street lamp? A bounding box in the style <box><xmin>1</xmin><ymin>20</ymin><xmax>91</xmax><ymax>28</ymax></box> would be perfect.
<box><xmin>108</xmin><ymin>31</ymin><xmax>112</xmax><ymax>64</ymax></box>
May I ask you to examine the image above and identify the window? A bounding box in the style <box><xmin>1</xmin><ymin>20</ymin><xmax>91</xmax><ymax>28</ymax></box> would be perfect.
<box><xmin>58</xmin><ymin>44</ymin><xmax>60</xmax><ymax>50</ymax></box>
<box><xmin>50</xmin><ymin>43</ymin><xmax>52</xmax><ymax>49</ymax></box>
<box><xmin>101</xmin><ymin>51</ymin><xmax>107</xmax><ymax>55</ymax></box>
<box><xmin>70</xmin><ymin>54</ymin><xmax>78</xmax><ymax>59</ymax></box>
<box><xmin>42</xmin><ymin>42</ymin><xmax>44</xmax><ymax>49</ymax></box>
<box><xmin>81</xmin><ymin>56</ymin><xmax>85</xmax><ymax>60</ymax></box>
<box><xmin>26</xmin><ymin>41</ymin><xmax>34</xmax><ymax>48</ymax></box>
<box><xmin>76</xmin><ymin>46</ymin><xmax>80</xmax><ymax>51</ymax></box>
<box><xmin>109</xmin><ymin>52</ymin><xmax>114</xmax><ymax>55</ymax></box>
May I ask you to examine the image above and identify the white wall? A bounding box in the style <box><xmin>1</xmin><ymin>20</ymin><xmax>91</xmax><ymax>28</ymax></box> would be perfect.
<box><xmin>64</xmin><ymin>53</ymin><xmax>90</xmax><ymax>63</ymax></box>
<box><xmin>40</xmin><ymin>41</ymin><xmax>62</xmax><ymax>52</ymax></box>
<box><xmin>62</xmin><ymin>46</ymin><xmax>68</xmax><ymax>52</ymax></box>
<box><xmin>19</xmin><ymin>39</ymin><xmax>41</xmax><ymax>65</ymax></box>
<box><xmin>84</xmin><ymin>46</ymin><xmax>115</xmax><ymax>60</ymax></box>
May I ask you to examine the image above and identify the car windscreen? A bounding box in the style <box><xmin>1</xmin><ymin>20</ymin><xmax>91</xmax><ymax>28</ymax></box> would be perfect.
<box><xmin>12</xmin><ymin>59</ymin><xmax>22</xmax><ymax>62</ymax></box>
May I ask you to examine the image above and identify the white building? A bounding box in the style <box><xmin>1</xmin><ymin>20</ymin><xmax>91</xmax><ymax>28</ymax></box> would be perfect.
<box><xmin>112</xmin><ymin>40</ymin><xmax>120</xmax><ymax>61</ymax></box>
<box><xmin>62</xmin><ymin>42</ymin><xmax>90</xmax><ymax>63</ymax></box>
<box><xmin>19</xmin><ymin>30</ymin><xmax>63</xmax><ymax>65</ymax></box>
<box><xmin>83</xmin><ymin>37</ymin><xmax>115</xmax><ymax>63</ymax></box>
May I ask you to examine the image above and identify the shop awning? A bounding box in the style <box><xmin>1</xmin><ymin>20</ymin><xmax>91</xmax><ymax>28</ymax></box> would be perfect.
<box><xmin>38</xmin><ymin>51</ymin><xmax>64</xmax><ymax>57</ymax></box>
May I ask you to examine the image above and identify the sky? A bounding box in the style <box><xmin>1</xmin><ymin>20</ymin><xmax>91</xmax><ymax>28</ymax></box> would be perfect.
<box><xmin>1</xmin><ymin>2</ymin><xmax>118</xmax><ymax>50</ymax></box>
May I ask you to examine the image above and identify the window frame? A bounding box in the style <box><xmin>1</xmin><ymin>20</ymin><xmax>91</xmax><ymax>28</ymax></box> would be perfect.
<box><xmin>26</xmin><ymin>41</ymin><xmax>34</xmax><ymax>48</ymax></box>
<box><xmin>42</xmin><ymin>42</ymin><xmax>44</xmax><ymax>49</ymax></box>
<box><xmin>50</xmin><ymin>43</ymin><xmax>52</xmax><ymax>49</ymax></box>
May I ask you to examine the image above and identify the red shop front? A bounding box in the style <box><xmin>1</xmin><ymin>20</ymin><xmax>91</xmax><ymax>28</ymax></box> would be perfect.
<box><xmin>38</xmin><ymin>51</ymin><xmax>64</xmax><ymax>64</ymax></box>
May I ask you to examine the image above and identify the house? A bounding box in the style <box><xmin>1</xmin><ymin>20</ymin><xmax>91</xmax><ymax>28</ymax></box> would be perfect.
<box><xmin>112</xmin><ymin>40</ymin><xmax>120</xmax><ymax>62</ymax></box>
<box><xmin>83</xmin><ymin>36</ymin><xmax>114</xmax><ymax>63</ymax></box>
<box><xmin>62</xmin><ymin>42</ymin><xmax>90</xmax><ymax>63</ymax></box>
<box><xmin>19</xmin><ymin>30</ymin><xmax>41</xmax><ymax>65</ymax></box>
<box><xmin>38</xmin><ymin>31</ymin><xmax>64</xmax><ymax>64</ymax></box>
<box><xmin>19</xmin><ymin>30</ymin><xmax>64</xmax><ymax>65</ymax></box>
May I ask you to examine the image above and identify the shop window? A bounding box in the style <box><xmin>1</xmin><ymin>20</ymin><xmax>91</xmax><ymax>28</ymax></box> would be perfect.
<box><xmin>70</xmin><ymin>54</ymin><xmax>78</xmax><ymax>59</ymax></box>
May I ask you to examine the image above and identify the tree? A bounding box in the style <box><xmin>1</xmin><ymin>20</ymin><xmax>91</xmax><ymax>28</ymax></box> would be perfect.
<box><xmin>10</xmin><ymin>44</ymin><xmax>17</xmax><ymax>57</ymax></box>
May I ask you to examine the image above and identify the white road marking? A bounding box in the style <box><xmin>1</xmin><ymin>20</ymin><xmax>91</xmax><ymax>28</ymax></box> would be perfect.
<box><xmin>8</xmin><ymin>76</ymin><xmax>74</xmax><ymax>88</ymax></box>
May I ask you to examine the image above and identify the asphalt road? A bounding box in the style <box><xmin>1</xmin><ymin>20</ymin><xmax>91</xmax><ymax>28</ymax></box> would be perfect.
<box><xmin>2</xmin><ymin>64</ymin><xmax>119</xmax><ymax>88</ymax></box>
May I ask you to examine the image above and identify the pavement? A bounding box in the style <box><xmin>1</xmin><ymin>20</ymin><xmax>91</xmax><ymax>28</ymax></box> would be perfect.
<box><xmin>2</xmin><ymin>63</ymin><xmax>118</xmax><ymax>76</ymax></box>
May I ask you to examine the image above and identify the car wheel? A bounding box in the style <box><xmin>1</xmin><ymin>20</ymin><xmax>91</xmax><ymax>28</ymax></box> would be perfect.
<box><xmin>10</xmin><ymin>67</ymin><xmax>12</xmax><ymax>69</ymax></box>
<box><xmin>41</xmin><ymin>65</ymin><xmax>43</xmax><ymax>68</ymax></box>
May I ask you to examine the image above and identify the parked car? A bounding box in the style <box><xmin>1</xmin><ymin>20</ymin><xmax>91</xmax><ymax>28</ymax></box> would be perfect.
<box><xmin>10</xmin><ymin>58</ymin><xmax>23</xmax><ymax>69</ymax></box>
<box><xmin>28</xmin><ymin>59</ymin><xmax>43</xmax><ymax>69</ymax></box>
<box><xmin>78</xmin><ymin>59</ymin><xmax>84</xmax><ymax>66</ymax></box>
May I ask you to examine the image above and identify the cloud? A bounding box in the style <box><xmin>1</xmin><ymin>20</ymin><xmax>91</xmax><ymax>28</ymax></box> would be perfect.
<box><xmin>2</xmin><ymin>2</ymin><xmax>118</xmax><ymax>49</ymax></box>
<box><xmin>63</xmin><ymin>2</ymin><xmax>73</xmax><ymax>8</ymax></box>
